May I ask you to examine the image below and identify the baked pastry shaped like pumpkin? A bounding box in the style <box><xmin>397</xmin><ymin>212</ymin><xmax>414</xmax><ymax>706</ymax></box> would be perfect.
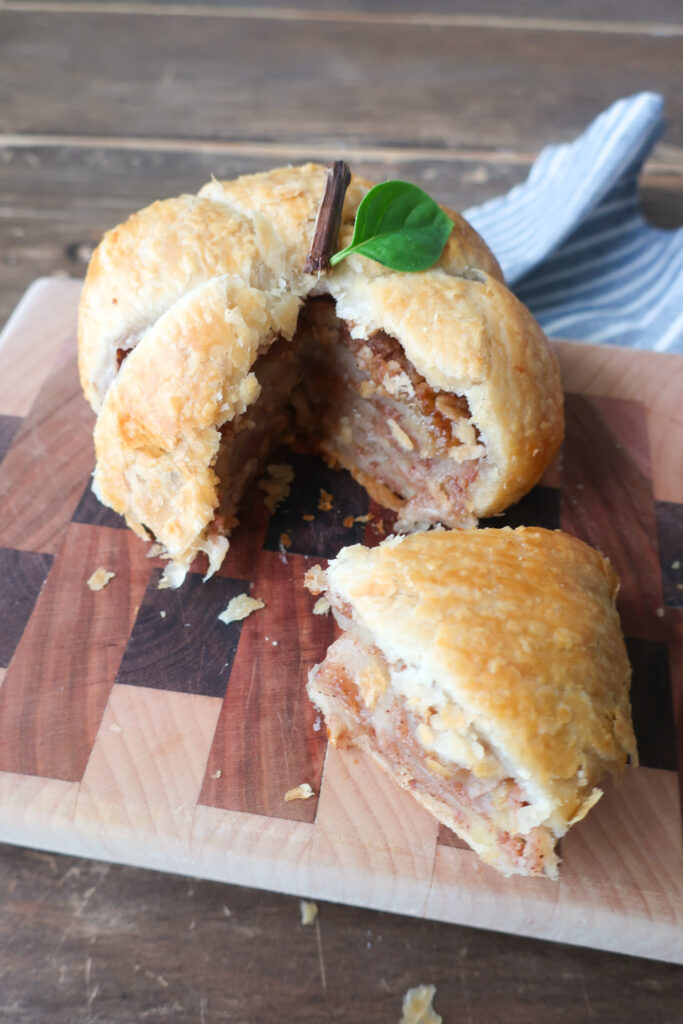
<box><xmin>78</xmin><ymin>164</ymin><xmax>564</xmax><ymax>586</ymax></box>
<box><xmin>305</xmin><ymin>527</ymin><xmax>637</xmax><ymax>878</ymax></box>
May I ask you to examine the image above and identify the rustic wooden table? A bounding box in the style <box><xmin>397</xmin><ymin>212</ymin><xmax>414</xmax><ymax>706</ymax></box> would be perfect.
<box><xmin>1</xmin><ymin>2</ymin><xmax>683</xmax><ymax>1021</ymax></box>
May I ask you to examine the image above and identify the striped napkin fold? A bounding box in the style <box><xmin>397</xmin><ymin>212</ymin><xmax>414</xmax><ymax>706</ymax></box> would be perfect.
<box><xmin>465</xmin><ymin>93</ymin><xmax>683</xmax><ymax>353</ymax></box>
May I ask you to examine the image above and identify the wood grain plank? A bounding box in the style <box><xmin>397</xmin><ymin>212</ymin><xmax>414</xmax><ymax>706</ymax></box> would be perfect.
<box><xmin>2</xmin><ymin>13</ymin><xmax>681</xmax><ymax>152</ymax></box>
<box><xmin>75</xmin><ymin>685</ymin><xmax>222</xmax><ymax>866</ymax></box>
<box><xmin>310</xmin><ymin>746</ymin><xmax>440</xmax><ymax>916</ymax></box>
<box><xmin>199</xmin><ymin>551</ymin><xmax>331</xmax><ymax>822</ymax></box>
<box><xmin>3</xmin><ymin>843</ymin><xmax>683</xmax><ymax>1024</ymax></box>
<box><xmin>0</xmin><ymin>523</ymin><xmax>151</xmax><ymax>780</ymax></box>
<box><xmin>0</xmin><ymin>355</ymin><xmax>95</xmax><ymax>554</ymax></box>
<box><xmin>6</xmin><ymin>1</ymin><xmax>683</xmax><ymax>32</ymax></box>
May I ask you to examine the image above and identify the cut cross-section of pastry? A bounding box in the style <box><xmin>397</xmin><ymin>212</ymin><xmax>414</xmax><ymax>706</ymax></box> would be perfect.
<box><xmin>305</xmin><ymin>527</ymin><xmax>637</xmax><ymax>878</ymax></box>
<box><xmin>79</xmin><ymin>164</ymin><xmax>564</xmax><ymax>585</ymax></box>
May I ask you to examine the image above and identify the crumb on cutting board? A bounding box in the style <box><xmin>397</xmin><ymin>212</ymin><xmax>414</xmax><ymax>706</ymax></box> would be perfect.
<box><xmin>146</xmin><ymin>542</ymin><xmax>164</xmax><ymax>558</ymax></box>
<box><xmin>312</xmin><ymin>597</ymin><xmax>331</xmax><ymax>616</ymax></box>
<box><xmin>302</xmin><ymin>513</ymin><xmax>315</xmax><ymax>522</ymax></box>
<box><xmin>299</xmin><ymin>900</ymin><xmax>318</xmax><ymax>926</ymax></box>
<box><xmin>280</xmin><ymin>531</ymin><xmax>292</xmax><ymax>549</ymax></box>
<box><xmin>218</xmin><ymin>594</ymin><xmax>265</xmax><ymax>625</ymax></box>
<box><xmin>86</xmin><ymin>567</ymin><xmax>115</xmax><ymax>591</ymax></box>
<box><xmin>284</xmin><ymin>783</ymin><xmax>315</xmax><ymax>802</ymax></box>
<box><xmin>400</xmin><ymin>984</ymin><xmax>442</xmax><ymax>1024</ymax></box>
<box><xmin>318</xmin><ymin>488</ymin><xmax>334</xmax><ymax>512</ymax></box>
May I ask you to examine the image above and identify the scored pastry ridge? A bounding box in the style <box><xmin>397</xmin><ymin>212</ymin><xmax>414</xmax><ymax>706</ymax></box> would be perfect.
<box><xmin>305</xmin><ymin>528</ymin><xmax>638</xmax><ymax>878</ymax></box>
<box><xmin>79</xmin><ymin>163</ymin><xmax>564</xmax><ymax>585</ymax></box>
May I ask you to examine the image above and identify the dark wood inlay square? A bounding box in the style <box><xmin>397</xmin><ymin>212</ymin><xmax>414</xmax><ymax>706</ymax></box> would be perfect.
<box><xmin>0</xmin><ymin>548</ymin><xmax>53</xmax><ymax>668</ymax></box>
<box><xmin>626</xmin><ymin>637</ymin><xmax>677</xmax><ymax>773</ymax></box>
<box><xmin>116</xmin><ymin>570</ymin><xmax>250</xmax><ymax>698</ymax></box>
<box><xmin>480</xmin><ymin>485</ymin><xmax>560</xmax><ymax>531</ymax></box>
<box><xmin>0</xmin><ymin>414</ymin><xmax>22</xmax><ymax>467</ymax></box>
<box><xmin>263</xmin><ymin>452</ymin><xmax>369</xmax><ymax>559</ymax></box>
<box><xmin>655</xmin><ymin>501</ymin><xmax>683</xmax><ymax>610</ymax></box>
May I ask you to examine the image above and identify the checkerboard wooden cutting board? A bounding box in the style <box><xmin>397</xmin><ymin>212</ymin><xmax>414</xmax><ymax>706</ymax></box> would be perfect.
<box><xmin>1</xmin><ymin>278</ymin><xmax>682</xmax><ymax>963</ymax></box>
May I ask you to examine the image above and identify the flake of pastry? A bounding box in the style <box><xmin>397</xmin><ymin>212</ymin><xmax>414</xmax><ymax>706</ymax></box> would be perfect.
<box><xmin>218</xmin><ymin>594</ymin><xmax>265</xmax><ymax>625</ymax></box>
<box><xmin>318</xmin><ymin>489</ymin><xmax>334</xmax><ymax>512</ymax></box>
<box><xmin>86</xmin><ymin>567</ymin><xmax>115</xmax><ymax>591</ymax></box>
<box><xmin>299</xmin><ymin>900</ymin><xmax>319</xmax><ymax>926</ymax></box>
<box><xmin>280</xmin><ymin>531</ymin><xmax>292</xmax><ymax>549</ymax></box>
<box><xmin>303</xmin><ymin>514</ymin><xmax>315</xmax><ymax>522</ymax></box>
<box><xmin>313</xmin><ymin>597</ymin><xmax>331</xmax><ymax>616</ymax></box>
<box><xmin>284</xmin><ymin>783</ymin><xmax>315</xmax><ymax>802</ymax></box>
<box><xmin>400</xmin><ymin>985</ymin><xmax>442</xmax><ymax>1024</ymax></box>
<box><xmin>343</xmin><ymin>515</ymin><xmax>355</xmax><ymax>528</ymax></box>
<box><xmin>306</xmin><ymin>527</ymin><xmax>637</xmax><ymax>879</ymax></box>
<box><xmin>354</xmin><ymin>513</ymin><xmax>373</xmax><ymax>523</ymax></box>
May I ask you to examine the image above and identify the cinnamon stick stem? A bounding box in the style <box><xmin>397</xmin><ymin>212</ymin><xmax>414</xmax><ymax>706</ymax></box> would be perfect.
<box><xmin>304</xmin><ymin>161</ymin><xmax>351</xmax><ymax>274</ymax></box>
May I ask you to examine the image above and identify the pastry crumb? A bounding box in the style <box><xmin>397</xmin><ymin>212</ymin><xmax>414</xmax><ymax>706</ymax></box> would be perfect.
<box><xmin>400</xmin><ymin>984</ymin><xmax>442</xmax><ymax>1024</ymax></box>
<box><xmin>87</xmin><ymin>567</ymin><xmax>115</xmax><ymax>591</ymax></box>
<box><xmin>280</xmin><ymin>531</ymin><xmax>292</xmax><ymax>549</ymax></box>
<box><xmin>218</xmin><ymin>594</ymin><xmax>265</xmax><ymax>625</ymax></box>
<box><xmin>313</xmin><ymin>597</ymin><xmax>331</xmax><ymax>616</ymax></box>
<box><xmin>343</xmin><ymin>515</ymin><xmax>355</xmax><ymax>528</ymax></box>
<box><xmin>211</xmin><ymin>769</ymin><xmax>222</xmax><ymax>780</ymax></box>
<box><xmin>299</xmin><ymin>900</ymin><xmax>318</xmax><ymax>926</ymax></box>
<box><xmin>258</xmin><ymin>463</ymin><xmax>294</xmax><ymax>513</ymax></box>
<box><xmin>318</xmin><ymin>489</ymin><xmax>334</xmax><ymax>512</ymax></box>
<box><xmin>146</xmin><ymin>542</ymin><xmax>164</xmax><ymax>558</ymax></box>
<box><xmin>109</xmin><ymin>723</ymin><xmax>122</xmax><ymax>733</ymax></box>
<box><xmin>284</xmin><ymin>783</ymin><xmax>315</xmax><ymax>802</ymax></box>
<box><xmin>302</xmin><ymin>514</ymin><xmax>315</xmax><ymax>522</ymax></box>
<box><xmin>355</xmin><ymin>513</ymin><xmax>373</xmax><ymax>523</ymax></box>
<box><xmin>655</xmin><ymin>607</ymin><xmax>665</xmax><ymax>618</ymax></box>
<box><xmin>160</xmin><ymin>610</ymin><xmax>166</xmax><ymax>619</ymax></box>
<box><xmin>671</xmin><ymin>560</ymin><xmax>681</xmax><ymax>570</ymax></box>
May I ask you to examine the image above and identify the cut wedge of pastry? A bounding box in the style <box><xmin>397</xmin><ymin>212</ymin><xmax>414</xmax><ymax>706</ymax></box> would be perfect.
<box><xmin>305</xmin><ymin>527</ymin><xmax>637</xmax><ymax>878</ymax></box>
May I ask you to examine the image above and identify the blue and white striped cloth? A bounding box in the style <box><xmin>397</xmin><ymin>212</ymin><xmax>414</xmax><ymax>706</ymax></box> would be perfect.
<box><xmin>465</xmin><ymin>93</ymin><xmax>683</xmax><ymax>353</ymax></box>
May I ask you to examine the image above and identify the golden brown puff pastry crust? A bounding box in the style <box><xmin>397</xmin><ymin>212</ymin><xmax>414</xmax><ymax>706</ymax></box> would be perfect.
<box><xmin>79</xmin><ymin>163</ymin><xmax>561</xmax><ymax>580</ymax></box>
<box><xmin>309</xmin><ymin>528</ymin><xmax>637</xmax><ymax>832</ymax></box>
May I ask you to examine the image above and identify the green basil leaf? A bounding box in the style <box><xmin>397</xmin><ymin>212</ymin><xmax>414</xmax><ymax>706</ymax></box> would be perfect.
<box><xmin>329</xmin><ymin>180</ymin><xmax>454</xmax><ymax>272</ymax></box>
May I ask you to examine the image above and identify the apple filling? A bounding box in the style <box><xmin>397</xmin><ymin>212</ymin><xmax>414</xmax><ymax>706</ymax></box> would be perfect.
<box><xmin>307</xmin><ymin>627</ymin><xmax>560</xmax><ymax>877</ymax></box>
<box><xmin>203</xmin><ymin>296</ymin><xmax>485</xmax><ymax>539</ymax></box>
